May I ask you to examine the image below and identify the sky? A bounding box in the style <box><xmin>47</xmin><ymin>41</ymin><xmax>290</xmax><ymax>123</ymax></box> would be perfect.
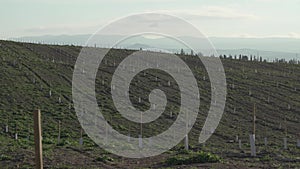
<box><xmin>0</xmin><ymin>0</ymin><xmax>300</xmax><ymax>39</ymax></box>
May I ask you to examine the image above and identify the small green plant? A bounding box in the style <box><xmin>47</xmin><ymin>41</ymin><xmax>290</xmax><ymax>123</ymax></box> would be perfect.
<box><xmin>0</xmin><ymin>154</ymin><xmax>12</xmax><ymax>161</ymax></box>
<box><xmin>260</xmin><ymin>155</ymin><xmax>272</xmax><ymax>161</ymax></box>
<box><xmin>95</xmin><ymin>155</ymin><xmax>114</xmax><ymax>163</ymax></box>
<box><xmin>178</xmin><ymin>148</ymin><xmax>190</xmax><ymax>155</ymax></box>
<box><xmin>57</xmin><ymin>139</ymin><xmax>71</xmax><ymax>146</ymax></box>
<box><xmin>193</xmin><ymin>151</ymin><xmax>221</xmax><ymax>163</ymax></box>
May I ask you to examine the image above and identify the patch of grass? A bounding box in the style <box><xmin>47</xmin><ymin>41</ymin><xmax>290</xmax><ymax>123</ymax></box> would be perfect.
<box><xmin>166</xmin><ymin>151</ymin><xmax>221</xmax><ymax>165</ymax></box>
<box><xmin>260</xmin><ymin>154</ymin><xmax>272</xmax><ymax>162</ymax></box>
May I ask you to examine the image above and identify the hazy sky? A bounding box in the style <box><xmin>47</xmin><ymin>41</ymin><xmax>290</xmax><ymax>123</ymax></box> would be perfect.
<box><xmin>1</xmin><ymin>0</ymin><xmax>300</xmax><ymax>39</ymax></box>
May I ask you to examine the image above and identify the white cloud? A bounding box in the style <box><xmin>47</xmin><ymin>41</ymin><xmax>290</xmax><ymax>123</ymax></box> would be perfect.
<box><xmin>142</xmin><ymin>34</ymin><xmax>164</xmax><ymax>39</ymax></box>
<box><xmin>23</xmin><ymin>21</ymin><xmax>102</xmax><ymax>35</ymax></box>
<box><xmin>287</xmin><ymin>32</ymin><xmax>300</xmax><ymax>38</ymax></box>
<box><xmin>215</xmin><ymin>32</ymin><xmax>300</xmax><ymax>39</ymax></box>
<box><xmin>150</xmin><ymin>6</ymin><xmax>259</xmax><ymax>20</ymax></box>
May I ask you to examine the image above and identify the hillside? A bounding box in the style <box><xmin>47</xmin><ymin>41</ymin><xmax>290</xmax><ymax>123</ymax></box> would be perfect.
<box><xmin>0</xmin><ymin>40</ymin><xmax>299</xmax><ymax>168</ymax></box>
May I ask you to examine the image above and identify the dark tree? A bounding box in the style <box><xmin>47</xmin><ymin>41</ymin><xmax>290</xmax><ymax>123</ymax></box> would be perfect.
<box><xmin>242</xmin><ymin>55</ymin><xmax>248</xmax><ymax>61</ymax></box>
<box><xmin>180</xmin><ymin>49</ymin><xmax>185</xmax><ymax>55</ymax></box>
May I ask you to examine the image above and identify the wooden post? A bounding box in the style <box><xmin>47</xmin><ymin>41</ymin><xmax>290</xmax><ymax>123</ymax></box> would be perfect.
<box><xmin>185</xmin><ymin>135</ymin><xmax>189</xmax><ymax>150</ymax></box>
<box><xmin>264</xmin><ymin>116</ymin><xmax>267</xmax><ymax>146</ymax></box>
<box><xmin>297</xmin><ymin>132</ymin><xmax>300</xmax><ymax>147</ymax></box>
<box><xmin>140</xmin><ymin>112</ymin><xmax>143</xmax><ymax>136</ymax></box>
<box><xmin>128</xmin><ymin>124</ymin><xmax>131</xmax><ymax>142</ymax></box>
<box><xmin>58</xmin><ymin>97</ymin><xmax>61</xmax><ymax>104</ymax></box>
<box><xmin>28</xmin><ymin>123</ymin><xmax>30</xmax><ymax>140</ymax></box>
<box><xmin>5</xmin><ymin>115</ymin><xmax>9</xmax><ymax>133</ymax></box>
<box><xmin>5</xmin><ymin>125</ymin><xmax>9</xmax><ymax>133</ymax></box>
<box><xmin>15</xmin><ymin>121</ymin><xmax>18</xmax><ymax>140</ymax></box>
<box><xmin>139</xmin><ymin>112</ymin><xmax>143</xmax><ymax>148</ymax></box>
<box><xmin>253</xmin><ymin>103</ymin><xmax>256</xmax><ymax>135</ymax></box>
<box><xmin>250</xmin><ymin>103</ymin><xmax>256</xmax><ymax>156</ymax></box>
<box><xmin>249</xmin><ymin>134</ymin><xmax>256</xmax><ymax>156</ymax></box>
<box><xmin>284</xmin><ymin>115</ymin><xmax>288</xmax><ymax>149</ymax></box>
<box><xmin>79</xmin><ymin>129</ymin><xmax>83</xmax><ymax>146</ymax></box>
<box><xmin>185</xmin><ymin>112</ymin><xmax>189</xmax><ymax>150</ymax></box>
<box><xmin>238</xmin><ymin>139</ymin><xmax>242</xmax><ymax>149</ymax></box>
<box><xmin>105</xmin><ymin>122</ymin><xmax>108</xmax><ymax>145</ymax></box>
<box><xmin>57</xmin><ymin>120</ymin><xmax>61</xmax><ymax>144</ymax></box>
<box><xmin>34</xmin><ymin>109</ymin><xmax>43</xmax><ymax>169</ymax></box>
<box><xmin>284</xmin><ymin>115</ymin><xmax>287</xmax><ymax>137</ymax></box>
<box><xmin>264</xmin><ymin>116</ymin><xmax>266</xmax><ymax>135</ymax></box>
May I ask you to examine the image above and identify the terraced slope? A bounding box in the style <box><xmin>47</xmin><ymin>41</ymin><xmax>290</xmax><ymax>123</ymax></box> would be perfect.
<box><xmin>0</xmin><ymin>40</ymin><xmax>299</xmax><ymax>168</ymax></box>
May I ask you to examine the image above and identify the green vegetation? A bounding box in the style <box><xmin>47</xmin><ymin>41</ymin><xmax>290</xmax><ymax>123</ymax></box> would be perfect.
<box><xmin>166</xmin><ymin>151</ymin><xmax>221</xmax><ymax>165</ymax></box>
<box><xmin>94</xmin><ymin>155</ymin><xmax>114</xmax><ymax>163</ymax></box>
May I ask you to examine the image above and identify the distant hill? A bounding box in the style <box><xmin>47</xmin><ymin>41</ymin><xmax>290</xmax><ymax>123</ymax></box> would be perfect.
<box><xmin>10</xmin><ymin>35</ymin><xmax>300</xmax><ymax>60</ymax></box>
<box><xmin>126</xmin><ymin>43</ymin><xmax>153</xmax><ymax>49</ymax></box>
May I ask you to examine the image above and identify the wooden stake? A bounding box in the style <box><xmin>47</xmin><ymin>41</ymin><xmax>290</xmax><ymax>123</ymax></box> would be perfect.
<box><xmin>5</xmin><ymin>125</ymin><xmax>9</xmax><ymax>133</ymax></box>
<box><xmin>249</xmin><ymin>134</ymin><xmax>256</xmax><ymax>156</ymax></box>
<box><xmin>140</xmin><ymin>112</ymin><xmax>143</xmax><ymax>137</ymax></box>
<box><xmin>79</xmin><ymin>129</ymin><xmax>83</xmax><ymax>146</ymax></box>
<box><xmin>185</xmin><ymin>112</ymin><xmax>189</xmax><ymax>150</ymax></box>
<box><xmin>185</xmin><ymin>135</ymin><xmax>189</xmax><ymax>150</ymax></box>
<box><xmin>34</xmin><ymin>109</ymin><xmax>43</xmax><ymax>169</ymax></box>
<box><xmin>264</xmin><ymin>116</ymin><xmax>268</xmax><ymax>146</ymax></box>
<box><xmin>128</xmin><ymin>124</ymin><xmax>131</xmax><ymax>142</ymax></box>
<box><xmin>57</xmin><ymin>120</ymin><xmax>61</xmax><ymax>144</ymax></box>
<box><xmin>283</xmin><ymin>137</ymin><xmax>287</xmax><ymax>150</ymax></box>
<box><xmin>105</xmin><ymin>122</ymin><xmax>108</xmax><ymax>145</ymax></box>
<box><xmin>140</xmin><ymin>113</ymin><xmax>143</xmax><ymax>148</ymax></box>
<box><xmin>5</xmin><ymin>115</ymin><xmax>9</xmax><ymax>133</ymax></box>
<box><xmin>253</xmin><ymin>103</ymin><xmax>256</xmax><ymax>135</ymax></box>
<box><xmin>264</xmin><ymin>116</ymin><xmax>267</xmax><ymax>136</ymax></box>
<box><xmin>15</xmin><ymin>121</ymin><xmax>18</xmax><ymax>140</ymax></box>
<box><xmin>28</xmin><ymin>123</ymin><xmax>30</xmax><ymax>140</ymax></box>
<box><xmin>284</xmin><ymin>115</ymin><xmax>287</xmax><ymax>137</ymax></box>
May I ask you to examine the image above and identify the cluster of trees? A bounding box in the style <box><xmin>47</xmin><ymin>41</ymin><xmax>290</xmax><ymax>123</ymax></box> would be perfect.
<box><xmin>219</xmin><ymin>54</ymin><xmax>264</xmax><ymax>62</ymax></box>
<box><xmin>178</xmin><ymin>49</ymin><xmax>299</xmax><ymax>65</ymax></box>
<box><xmin>274</xmin><ymin>58</ymin><xmax>299</xmax><ymax>64</ymax></box>
<box><xmin>179</xmin><ymin>49</ymin><xmax>202</xmax><ymax>57</ymax></box>
<box><xmin>219</xmin><ymin>54</ymin><xmax>300</xmax><ymax>64</ymax></box>
<box><xmin>219</xmin><ymin>54</ymin><xmax>299</xmax><ymax>64</ymax></box>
